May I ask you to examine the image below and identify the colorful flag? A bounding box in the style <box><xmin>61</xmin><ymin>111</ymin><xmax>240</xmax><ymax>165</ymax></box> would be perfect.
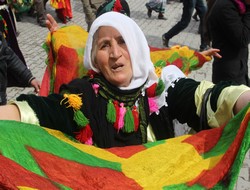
<box><xmin>0</xmin><ymin>104</ymin><xmax>249</xmax><ymax>189</ymax></box>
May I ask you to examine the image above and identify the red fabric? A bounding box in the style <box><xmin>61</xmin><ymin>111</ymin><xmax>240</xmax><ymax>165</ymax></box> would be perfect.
<box><xmin>183</xmin><ymin>126</ymin><xmax>224</xmax><ymax>154</ymax></box>
<box><xmin>149</xmin><ymin>46</ymin><xmax>169</xmax><ymax>51</ymax></box>
<box><xmin>55</xmin><ymin>45</ymin><xmax>79</xmax><ymax>93</ymax></box>
<box><xmin>29</xmin><ymin>147</ymin><xmax>141</xmax><ymax>189</ymax></box>
<box><xmin>194</xmin><ymin>51</ymin><xmax>208</xmax><ymax>68</ymax></box>
<box><xmin>187</xmin><ymin>112</ymin><xmax>250</xmax><ymax>188</ymax></box>
<box><xmin>0</xmin><ymin>154</ymin><xmax>58</xmax><ymax>189</ymax></box>
<box><xmin>40</xmin><ymin>33</ymin><xmax>55</xmax><ymax>96</ymax></box>
<box><xmin>107</xmin><ymin>145</ymin><xmax>146</xmax><ymax>159</ymax></box>
<box><xmin>39</xmin><ymin>67</ymin><xmax>50</xmax><ymax>96</ymax></box>
<box><xmin>168</xmin><ymin>58</ymin><xmax>183</xmax><ymax>69</ymax></box>
<box><xmin>146</xmin><ymin>83</ymin><xmax>157</xmax><ymax>97</ymax></box>
<box><xmin>55</xmin><ymin>0</ymin><xmax>72</xmax><ymax>23</ymax></box>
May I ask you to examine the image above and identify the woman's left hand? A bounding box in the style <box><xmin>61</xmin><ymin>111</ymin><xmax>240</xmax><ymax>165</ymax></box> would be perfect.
<box><xmin>201</xmin><ymin>48</ymin><xmax>222</xmax><ymax>59</ymax></box>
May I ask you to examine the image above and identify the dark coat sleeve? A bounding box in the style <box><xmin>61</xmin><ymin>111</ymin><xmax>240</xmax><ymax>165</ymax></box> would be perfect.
<box><xmin>166</xmin><ymin>78</ymin><xmax>202</xmax><ymax>132</ymax></box>
<box><xmin>0</xmin><ymin>32</ymin><xmax>34</xmax><ymax>87</ymax></box>
<box><xmin>16</xmin><ymin>78</ymin><xmax>95</xmax><ymax>138</ymax></box>
<box><xmin>212</xmin><ymin>1</ymin><xmax>250</xmax><ymax>48</ymax></box>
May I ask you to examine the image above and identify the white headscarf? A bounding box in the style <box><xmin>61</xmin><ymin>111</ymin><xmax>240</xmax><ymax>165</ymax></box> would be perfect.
<box><xmin>84</xmin><ymin>12</ymin><xmax>159</xmax><ymax>90</ymax></box>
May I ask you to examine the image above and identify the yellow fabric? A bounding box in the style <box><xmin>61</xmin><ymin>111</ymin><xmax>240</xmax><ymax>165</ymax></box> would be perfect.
<box><xmin>45</xmin><ymin>127</ymin><xmax>222</xmax><ymax>189</ymax></box>
<box><xmin>195</xmin><ymin>80</ymin><xmax>214</xmax><ymax>116</ymax></box>
<box><xmin>147</xmin><ymin>124</ymin><xmax>157</xmax><ymax>142</ymax></box>
<box><xmin>46</xmin><ymin>25</ymin><xmax>88</xmax><ymax>52</ymax></box>
<box><xmin>208</xmin><ymin>85</ymin><xmax>250</xmax><ymax>128</ymax></box>
<box><xmin>11</xmin><ymin>101</ymin><xmax>39</xmax><ymax>125</ymax></box>
<box><xmin>46</xmin><ymin>25</ymin><xmax>88</xmax><ymax>71</ymax></box>
<box><xmin>17</xmin><ymin>187</ymin><xmax>38</xmax><ymax>190</ymax></box>
<box><xmin>151</xmin><ymin>45</ymin><xmax>211</xmax><ymax>77</ymax></box>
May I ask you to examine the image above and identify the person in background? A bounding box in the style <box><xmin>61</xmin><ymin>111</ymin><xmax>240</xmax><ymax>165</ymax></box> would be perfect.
<box><xmin>204</xmin><ymin>0</ymin><xmax>250</xmax><ymax>86</ymax></box>
<box><xmin>0</xmin><ymin>0</ymin><xmax>26</xmax><ymax>63</ymax></box>
<box><xmin>30</xmin><ymin>0</ymin><xmax>47</xmax><ymax>27</ymax></box>
<box><xmin>0</xmin><ymin>12</ymin><xmax>248</xmax><ymax>149</ymax></box>
<box><xmin>145</xmin><ymin>0</ymin><xmax>167</xmax><ymax>20</ymax></box>
<box><xmin>0</xmin><ymin>0</ymin><xmax>40</xmax><ymax>90</ymax></box>
<box><xmin>192</xmin><ymin>10</ymin><xmax>199</xmax><ymax>21</ymax></box>
<box><xmin>0</xmin><ymin>32</ymin><xmax>40</xmax><ymax>105</ymax></box>
<box><xmin>162</xmin><ymin>0</ymin><xmax>208</xmax><ymax>51</ymax></box>
<box><xmin>80</xmin><ymin>0</ymin><xmax>105</xmax><ymax>31</ymax></box>
<box><xmin>49</xmin><ymin>0</ymin><xmax>72</xmax><ymax>23</ymax></box>
<box><xmin>96</xmin><ymin>0</ymin><xmax>130</xmax><ymax>17</ymax></box>
<box><xmin>80</xmin><ymin>0</ymin><xmax>129</xmax><ymax>31</ymax></box>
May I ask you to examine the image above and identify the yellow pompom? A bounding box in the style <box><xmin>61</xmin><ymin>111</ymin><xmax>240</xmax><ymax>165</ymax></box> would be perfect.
<box><xmin>61</xmin><ymin>93</ymin><xmax>83</xmax><ymax>110</ymax></box>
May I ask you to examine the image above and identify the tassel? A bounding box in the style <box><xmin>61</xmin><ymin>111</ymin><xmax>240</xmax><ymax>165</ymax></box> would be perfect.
<box><xmin>87</xmin><ymin>70</ymin><xmax>97</xmax><ymax>78</ymax></box>
<box><xmin>92</xmin><ymin>83</ymin><xmax>99</xmax><ymax>95</ymax></box>
<box><xmin>60</xmin><ymin>93</ymin><xmax>83</xmax><ymax>110</ymax></box>
<box><xmin>118</xmin><ymin>103</ymin><xmax>126</xmax><ymax>130</ymax></box>
<box><xmin>123</xmin><ymin>107</ymin><xmax>135</xmax><ymax>133</ymax></box>
<box><xmin>146</xmin><ymin>83</ymin><xmax>157</xmax><ymax>97</ymax></box>
<box><xmin>74</xmin><ymin>110</ymin><xmax>89</xmax><ymax>127</ymax></box>
<box><xmin>155</xmin><ymin>79</ymin><xmax>165</xmax><ymax>96</ymax></box>
<box><xmin>132</xmin><ymin>106</ymin><xmax>139</xmax><ymax>131</ymax></box>
<box><xmin>106</xmin><ymin>100</ymin><xmax>116</xmax><ymax>123</ymax></box>
<box><xmin>75</xmin><ymin>124</ymin><xmax>93</xmax><ymax>145</ymax></box>
<box><xmin>113</xmin><ymin>101</ymin><xmax>120</xmax><ymax>130</ymax></box>
<box><xmin>148</xmin><ymin>97</ymin><xmax>159</xmax><ymax>114</ymax></box>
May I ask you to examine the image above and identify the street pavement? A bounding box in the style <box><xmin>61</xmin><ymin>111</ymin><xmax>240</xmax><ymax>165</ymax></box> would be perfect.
<box><xmin>11</xmin><ymin>0</ymin><xmax>250</xmax><ymax>189</ymax></box>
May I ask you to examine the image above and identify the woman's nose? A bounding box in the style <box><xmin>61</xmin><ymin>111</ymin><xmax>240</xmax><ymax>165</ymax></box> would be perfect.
<box><xmin>110</xmin><ymin>42</ymin><xmax>122</xmax><ymax>58</ymax></box>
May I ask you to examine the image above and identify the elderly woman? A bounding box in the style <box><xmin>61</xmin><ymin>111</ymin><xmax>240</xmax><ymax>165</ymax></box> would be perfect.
<box><xmin>0</xmin><ymin>12</ymin><xmax>249</xmax><ymax>148</ymax></box>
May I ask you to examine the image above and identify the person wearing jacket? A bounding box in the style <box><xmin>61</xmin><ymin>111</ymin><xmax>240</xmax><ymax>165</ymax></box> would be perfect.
<box><xmin>204</xmin><ymin>0</ymin><xmax>250</xmax><ymax>86</ymax></box>
<box><xmin>81</xmin><ymin>0</ymin><xmax>105</xmax><ymax>31</ymax></box>
<box><xmin>0</xmin><ymin>0</ymin><xmax>26</xmax><ymax>63</ymax></box>
<box><xmin>0</xmin><ymin>32</ymin><xmax>40</xmax><ymax>105</ymax></box>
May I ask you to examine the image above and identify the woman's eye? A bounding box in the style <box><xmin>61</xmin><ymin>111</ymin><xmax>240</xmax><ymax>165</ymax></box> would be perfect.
<box><xmin>118</xmin><ymin>38</ymin><xmax>125</xmax><ymax>45</ymax></box>
<box><xmin>100</xmin><ymin>43</ymin><xmax>110</xmax><ymax>49</ymax></box>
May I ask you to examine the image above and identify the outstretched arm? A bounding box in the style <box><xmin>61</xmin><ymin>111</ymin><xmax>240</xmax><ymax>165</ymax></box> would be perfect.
<box><xmin>234</xmin><ymin>91</ymin><xmax>250</xmax><ymax>114</ymax></box>
<box><xmin>0</xmin><ymin>105</ymin><xmax>20</xmax><ymax>121</ymax></box>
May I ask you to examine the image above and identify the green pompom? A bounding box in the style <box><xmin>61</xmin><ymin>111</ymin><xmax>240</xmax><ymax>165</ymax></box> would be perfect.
<box><xmin>106</xmin><ymin>100</ymin><xmax>116</xmax><ymax>123</ymax></box>
<box><xmin>74</xmin><ymin>110</ymin><xmax>89</xmax><ymax>127</ymax></box>
<box><xmin>123</xmin><ymin>107</ymin><xmax>135</xmax><ymax>133</ymax></box>
<box><xmin>155</xmin><ymin>79</ymin><xmax>165</xmax><ymax>96</ymax></box>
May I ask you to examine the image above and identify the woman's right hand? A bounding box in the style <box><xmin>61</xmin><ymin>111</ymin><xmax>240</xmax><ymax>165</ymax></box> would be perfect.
<box><xmin>46</xmin><ymin>14</ymin><xmax>59</xmax><ymax>32</ymax></box>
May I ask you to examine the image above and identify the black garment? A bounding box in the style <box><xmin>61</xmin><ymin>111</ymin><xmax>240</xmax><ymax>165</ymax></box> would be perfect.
<box><xmin>18</xmin><ymin>75</ymin><xmax>149</xmax><ymax>148</ymax></box>
<box><xmin>0</xmin><ymin>32</ymin><xmax>34</xmax><ymax>104</ymax></box>
<box><xmin>16</xmin><ymin>75</ymin><xmax>235</xmax><ymax>148</ymax></box>
<box><xmin>206</xmin><ymin>0</ymin><xmax>250</xmax><ymax>86</ymax></box>
<box><xmin>0</xmin><ymin>1</ymin><xmax>26</xmax><ymax>65</ymax></box>
<box><xmin>16</xmin><ymin>75</ymin><xmax>204</xmax><ymax>147</ymax></box>
<box><xmin>0</xmin><ymin>34</ymin><xmax>7</xmax><ymax>105</ymax></box>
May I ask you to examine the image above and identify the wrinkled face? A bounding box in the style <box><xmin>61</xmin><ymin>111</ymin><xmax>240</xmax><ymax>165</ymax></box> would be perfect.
<box><xmin>92</xmin><ymin>26</ymin><xmax>132</xmax><ymax>87</ymax></box>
